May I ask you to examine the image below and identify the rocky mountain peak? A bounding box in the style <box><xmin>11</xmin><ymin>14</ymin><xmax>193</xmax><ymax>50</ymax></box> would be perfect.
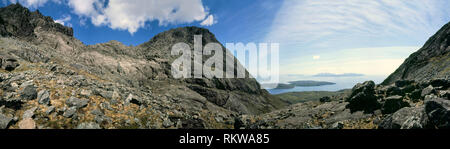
<box><xmin>0</xmin><ymin>4</ymin><xmax>287</xmax><ymax>129</ymax></box>
<box><xmin>0</xmin><ymin>3</ymin><xmax>73</xmax><ymax>39</ymax></box>
<box><xmin>383</xmin><ymin>21</ymin><xmax>450</xmax><ymax>85</ymax></box>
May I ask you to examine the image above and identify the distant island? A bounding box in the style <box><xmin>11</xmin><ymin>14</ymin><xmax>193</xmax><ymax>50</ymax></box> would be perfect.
<box><xmin>263</xmin><ymin>80</ymin><xmax>336</xmax><ymax>89</ymax></box>
<box><xmin>289</xmin><ymin>80</ymin><xmax>336</xmax><ymax>86</ymax></box>
<box><xmin>312</xmin><ymin>73</ymin><xmax>364</xmax><ymax>77</ymax></box>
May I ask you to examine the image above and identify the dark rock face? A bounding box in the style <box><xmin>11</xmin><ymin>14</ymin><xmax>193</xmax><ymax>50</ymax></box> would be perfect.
<box><xmin>383</xmin><ymin>22</ymin><xmax>450</xmax><ymax>85</ymax></box>
<box><xmin>0</xmin><ymin>3</ymin><xmax>73</xmax><ymax>38</ymax></box>
<box><xmin>346</xmin><ymin>81</ymin><xmax>380</xmax><ymax>113</ymax></box>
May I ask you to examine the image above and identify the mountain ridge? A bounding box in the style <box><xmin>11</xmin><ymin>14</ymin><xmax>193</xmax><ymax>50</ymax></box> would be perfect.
<box><xmin>383</xmin><ymin>21</ymin><xmax>450</xmax><ymax>85</ymax></box>
<box><xmin>0</xmin><ymin>4</ymin><xmax>286</xmax><ymax>129</ymax></box>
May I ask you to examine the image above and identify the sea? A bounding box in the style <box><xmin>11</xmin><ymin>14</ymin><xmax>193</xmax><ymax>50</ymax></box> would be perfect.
<box><xmin>265</xmin><ymin>75</ymin><xmax>387</xmax><ymax>95</ymax></box>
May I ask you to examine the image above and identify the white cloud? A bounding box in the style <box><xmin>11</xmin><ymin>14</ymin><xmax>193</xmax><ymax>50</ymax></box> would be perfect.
<box><xmin>312</xmin><ymin>55</ymin><xmax>320</xmax><ymax>60</ymax></box>
<box><xmin>67</xmin><ymin>0</ymin><xmax>211</xmax><ymax>34</ymax></box>
<box><xmin>200</xmin><ymin>14</ymin><xmax>217</xmax><ymax>26</ymax></box>
<box><xmin>8</xmin><ymin>0</ymin><xmax>215</xmax><ymax>34</ymax></box>
<box><xmin>54</xmin><ymin>15</ymin><xmax>72</xmax><ymax>26</ymax></box>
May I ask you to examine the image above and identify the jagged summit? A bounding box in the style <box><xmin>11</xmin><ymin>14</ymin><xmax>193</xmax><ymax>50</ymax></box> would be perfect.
<box><xmin>383</xmin><ymin>21</ymin><xmax>450</xmax><ymax>85</ymax></box>
<box><xmin>0</xmin><ymin>3</ymin><xmax>73</xmax><ymax>38</ymax></box>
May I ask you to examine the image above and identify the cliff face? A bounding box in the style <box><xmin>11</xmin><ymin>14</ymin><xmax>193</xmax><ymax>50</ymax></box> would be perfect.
<box><xmin>383</xmin><ymin>22</ymin><xmax>450</xmax><ymax>85</ymax></box>
<box><xmin>0</xmin><ymin>4</ymin><xmax>286</xmax><ymax>129</ymax></box>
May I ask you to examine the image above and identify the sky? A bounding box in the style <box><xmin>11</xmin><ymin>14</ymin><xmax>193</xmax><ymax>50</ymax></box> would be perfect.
<box><xmin>1</xmin><ymin>0</ymin><xmax>450</xmax><ymax>80</ymax></box>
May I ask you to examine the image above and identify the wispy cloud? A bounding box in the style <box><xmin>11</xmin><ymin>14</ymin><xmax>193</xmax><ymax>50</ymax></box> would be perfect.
<box><xmin>266</xmin><ymin>0</ymin><xmax>450</xmax><ymax>75</ymax></box>
<box><xmin>266</xmin><ymin>0</ymin><xmax>450</xmax><ymax>47</ymax></box>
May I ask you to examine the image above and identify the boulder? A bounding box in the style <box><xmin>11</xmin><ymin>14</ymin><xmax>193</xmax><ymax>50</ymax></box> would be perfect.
<box><xmin>37</xmin><ymin>90</ymin><xmax>50</xmax><ymax>105</ymax></box>
<box><xmin>395</xmin><ymin>80</ymin><xmax>415</xmax><ymax>88</ymax></box>
<box><xmin>19</xmin><ymin>83</ymin><xmax>37</xmax><ymax>100</ymax></box>
<box><xmin>385</xmin><ymin>85</ymin><xmax>403</xmax><ymax>96</ymax></box>
<box><xmin>424</xmin><ymin>97</ymin><xmax>450</xmax><ymax>129</ymax></box>
<box><xmin>65</xmin><ymin>97</ymin><xmax>88</xmax><ymax>109</ymax></box>
<box><xmin>0</xmin><ymin>113</ymin><xmax>12</xmax><ymax>129</ymax></box>
<box><xmin>430</xmin><ymin>79</ymin><xmax>450</xmax><ymax>89</ymax></box>
<box><xmin>22</xmin><ymin>107</ymin><xmax>37</xmax><ymax>119</ymax></box>
<box><xmin>346</xmin><ymin>81</ymin><xmax>380</xmax><ymax>113</ymax></box>
<box><xmin>421</xmin><ymin>85</ymin><xmax>435</xmax><ymax>97</ymax></box>
<box><xmin>63</xmin><ymin>107</ymin><xmax>77</xmax><ymax>118</ymax></box>
<box><xmin>408</xmin><ymin>89</ymin><xmax>422</xmax><ymax>102</ymax></box>
<box><xmin>379</xmin><ymin>106</ymin><xmax>427</xmax><ymax>129</ymax></box>
<box><xmin>381</xmin><ymin>96</ymin><xmax>410</xmax><ymax>114</ymax></box>
<box><xmin>320</xmin><ymin>96</ymin><xmax>331</xmax><ymax>103</ymax></box>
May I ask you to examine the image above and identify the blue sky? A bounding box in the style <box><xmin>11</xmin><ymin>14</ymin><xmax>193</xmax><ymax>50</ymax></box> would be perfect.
<box><xmin>1</xmin><ymin>0</ymin><xmax>450</xmax><ymax>78</ymax></box>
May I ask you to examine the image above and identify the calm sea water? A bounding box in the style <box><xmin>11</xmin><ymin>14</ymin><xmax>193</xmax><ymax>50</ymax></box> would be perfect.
<box><xmin>266</xmin><ymin>75</ymin><xmax>386</xmax><ymax>95</ymax></box>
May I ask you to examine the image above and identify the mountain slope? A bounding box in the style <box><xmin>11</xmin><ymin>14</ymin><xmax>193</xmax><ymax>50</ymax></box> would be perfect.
<box><xmin>383</xmin><ymin>22</ymin><xmax>450</xmax><ymax>85</ymax></box>
<box><xmin>0</xmin><ymin>4</ymin><xmax>286</xmax><ymax>129</ymax></box>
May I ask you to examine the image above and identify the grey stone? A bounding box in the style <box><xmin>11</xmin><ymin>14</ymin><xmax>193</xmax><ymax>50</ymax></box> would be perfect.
<box><xmin>22</xmin><ymin>107</ymin><xmax>38</xmax><ymax>119</ymax></box>
<box><xmin>76</xmin><ymin>122</ymin><xmax>101</xmax><ymax>129</ymax></box>
<box><xmin>90</xmin><ymin>109</ymin><xmax>104</xmax><ymax>116</ymax></box>
<box><xmin>65</xmin><ymin>97</ymin><xmax>88</xmax><ymax>109</ymax></box>
<box><xmin>421</xmin><ymin>85</ymin><xmax>435</xmax><ymax>97</ymax></box>
<box><xmin>162</xmin><ymin>118</ymin><xmax>173</xmax><ymax>128</ymax></box>
<box><xmin>381</xmin><ymin>106</ymin><xmax>427</xmax><ymax>129</ymax></box>
<box><xmin>37</xmin><ymin>90</ymin><xmax>50</xmax><ymax>105</ymax></box>
<box><xmin>330</xmin><ymin>121</ymin><xmax>344</xmax><ymax>129</ymax></box>
<box><xmin>63</xmin><ymin>107</ymin><xmax>77</xmax><ymax>118</ymax></box>
<box><xmin>0</xmin><ymin>113</ymin><xmax>13</xmax><ymax>129</ymax></box>
<box><xmin>45</xmin><ymin>106</ymin><xmax>55</xmax><ymax>115</ymax></box>
<box><xmin>20</xmin><ymin>83</ymin><xmax>37</xmax><ymax>100</ymax></box>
